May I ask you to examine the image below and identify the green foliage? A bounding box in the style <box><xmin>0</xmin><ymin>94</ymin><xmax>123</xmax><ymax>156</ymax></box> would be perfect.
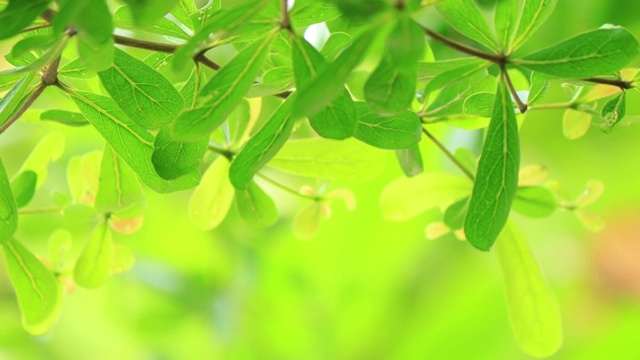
<box><xmin>1</xmin><ymin>0</ymin><xmax>640</xmax><ymax>357</ymax></box>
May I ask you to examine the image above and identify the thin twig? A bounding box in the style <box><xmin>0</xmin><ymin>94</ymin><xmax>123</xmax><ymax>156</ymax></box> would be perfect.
<box><xmin>0</xmin><ymin>85</ymin><xmax>47</xmax><ymax>135</ymax></box>
<box><xmin>279</xmin><ymin>0</ymin><xmax>292</xmax><ymax>32</ymax></box>
<box><xmin>422</xmin><ymin>27</ymin><xmax>505</xmax><ymax>64</ymax></box>
<box><xmin>422</xmin><ymin>128</ymin><xmax>475</xmax><ymax>181</ymax></box>
<box><xmin>20</xmin><ymin>24</ymin><xmax>52</xmax><ymax>33</ymax></box>
<box><xmin>583</xmin><ymin>77</ymin><xmax>634</xmax><ymax>90</ymax></box>
<box><xmin>501</xmin><ymin>66</ymin><xmax>528</xmax><ymax>114</ymax></box>
<box><xmin>41</xmin><ymin>56</ymin><xmax>62</xmax><ymax>86</ymax></box>
<box><xmin>208</xmin><ymin>142</ymin><xmax>235</xmax><ymax>160</ymax></box>
<box><xmin>258</xmin><ymin>173</ymin><xmax>322</xmax><ymax>201</ymax></box>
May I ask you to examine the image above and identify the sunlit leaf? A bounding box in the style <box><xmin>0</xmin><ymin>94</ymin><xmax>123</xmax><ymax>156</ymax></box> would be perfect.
<box><xmin>95</xmin><ymin>145</ymin><xmax>143</xmax><ymax>213</ymax></box>
<box><xmin>0</xmin><ymin>158</ymin><xmax>18</xmax><ymax>243</ymax></box>
<box><xmin>436</xmin><ymin>0</ymin><xmax>498</xmax><ymax>51</ymax></box>
<box><xmin>353</xmin><ymin>102</ymin><xmax>422</xmax><ymax>149</ymax></box>
<box><xmin>562</xmin><ymin>108</ymin><xmax>592</xmax><ymax>140</ymax></box>
<box><xmin>40</xmin><ymin>110</ymin><xmax>88</xmax><ymax>127</ymax></box>
<box><xmin>10</xmin><ymin>170</ymin><xmax>37</xmax><ymax>208</ymax></box>
<box><xmin>512</xmin><ymin>186</ymin><xmax>558</xmax><ymax>218</ymax></box>
<box><xmin>19</xmin><ymin>132</ymin><xmax>65</xmax><ymax>189</ymax></box>
<box><xmin>74</xmin><ymin>222</ymin><xmax>113</xmax><ymax>289</ymax></box>
<box><xmin>188</xmin><ymin>156</ymin><xmax>235</xmax><ymax>230</ymax></box>
<box><xmin>235</xmin><ymin>180</ymin><xmax>278</xmax><ymax>227</ymax></box>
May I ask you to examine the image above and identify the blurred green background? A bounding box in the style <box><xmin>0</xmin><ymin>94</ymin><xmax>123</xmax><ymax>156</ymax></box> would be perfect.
<box><xmin>2</xmin><ymin>1</ymin><xmax>640</xmax><ymax>359</ymax></box>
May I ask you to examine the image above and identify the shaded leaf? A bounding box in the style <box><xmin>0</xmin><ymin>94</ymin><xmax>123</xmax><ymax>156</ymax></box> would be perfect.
<box><xmin>152</xmin><ymin>128</ymin><xmax>208</xmax><ymax>180</ymax></box>
<box><xmin>235</xmin><ymin>180</ymin><xmax>278</xmax><ymax>227</ymax></box>
<box><xmin>0</xmin><ymin>0</ymin><xmax>50</xmax><ymax>40</ymax></box>
<box><xmin>395</xmin><ymin>144</ymin><xmax>424</xmax><ymax>177</ymax></box>
<box><xmin>40</xmin><ymin>109</ymin><xmax>88</xmax><ymax>127</ymax></box>
<box><xmin>10</xmin><ymin>170</ymin><xmax>37</xmax><ymax>209</ymax></box>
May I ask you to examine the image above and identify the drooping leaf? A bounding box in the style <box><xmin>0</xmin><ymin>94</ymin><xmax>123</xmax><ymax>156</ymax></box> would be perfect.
<box><xmin>188</xmin><ymin>156</ymin><xmax>235</xmax><ymax>230</ymax></box>
<box><xmin>436</xmin><ymin>0</ymin><xmax>498</xmax><ymax>51</ymax></box>
<box><xmin>95</xmin><ymin>145</ymin><xmax>143</xmax><ymax>213</ymax></box>
<box><xmin>0</xmin><ymin>0</ymin><xmax>51</xmax><ymax>40</ymax></box>
<box><xmin>496</xmin><ymin>222</ymin><xmax>563</xmax><ymax>358</ymax></box>
<box><xmin>40</xmin><ymin>109</ymin><xmax>88</xmax><ymax>127</ymax></box>
<box><xmin>512</xmin><ymin>186</ymin><xmax>558</xmax><ymax>218</ymax></box>
<box><xmin>269</xmin><ymin>138</ymin><xmax>387</xmax><ymax>182</ymax></box>
<box><xmin>99</xmin><ymin>48</ymin><xmax>184</xmax><ymax>129</ymax></box>
<box><xmin>66</xmin><ymin>89</ymin><xmax>199</xmax><ymax>193</ymax></box>
<box><xmin>118</xmin><ymin>0</ymin><xmax>180</xmax><ymax>26</ymax></box>
<box><xmin>562</xmin><ymin>108</ymin><xmax>592</xmax><ymax>140</ymax></box>
<box><xmin>152</xmin><ymin>128</ymin><xmax>208</xmax><ymax>180</ymax></box>
<box><xmin>235</xmin><ymin>180</ymin><xmax>278</xmax><ymax>227</ymax></box>
<box><xmin>465</xmin><ymin>76</ymin><xmax>520</xmax><ymax>251</ymax></box>
<box><xmin>229</xmin><ymin>98</ymin><xmax>295</xmax><ymax>190</ymax></box>
<box><xmin>10</xmin><ymin>170</ymin><xmax>37</xmax><ymax>208</ymax></box>
<box><xmin>380</xmin><ymin>172</ymin><xmax>471</xmax><ymax>221</ymax></box>
<box><xmin>0</xmin><ymin>158</ymin><xmax>18</xmax><ymax>243</ymax></box>
<box><xmin>353</xmin><ymin>102</ymin><xmax>421</xmax><ymax>149</ymax></box>
<box><xmin>171</xmin><ymin>32</ymin><xmax>277</xmax><ymax>141</ymax></box>
<box><xmin>598</xmin><ymin>92</ymin><xmax>626</xmax><ymax>134</ymax></box>
<box><xmin>395</xmin><ymin>144</ymin><xmax>424</xmax><ymax>177</ymax></box>
<box><xmin>2</xmin><ymin>238</ymin><xmax>63</xmax><ymax>335</ymax></box>
<box><xmin>511</xmin><ymin>0</ymin><xmax>558</xmax><ymax>51</ymax></box>
<box><xmin>74</xmin><ymin>222</ymin><xmax>113</xmax><ymax>289</ymax></box>
<box><xmin>514</xmin><ymin>27</ymin><xmax>640</xmax><ymax>79</ymax></box>
<box><xmin>19</xmin><ymin>132</ymin><xmax>65</xmax><ymax>189</ymax></box>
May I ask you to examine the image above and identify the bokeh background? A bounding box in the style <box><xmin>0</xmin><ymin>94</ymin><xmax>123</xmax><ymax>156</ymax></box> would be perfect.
<box><xmin>1</xmin><ymin>0</ymin><xmax>640</xmax><ymax>359</ymax></box>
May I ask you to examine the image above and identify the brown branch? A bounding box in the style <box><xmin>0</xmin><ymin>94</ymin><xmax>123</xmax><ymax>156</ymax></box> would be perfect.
<box><xmin>112</xmin><ymin>34</ymin><xmax>177</xmax><ymax>53</ymax></box>
<box><xmin>422</xmin><ymin>27</ymin><xmax>505</xmax><ymax>64</ymax></box>
<box><xmin>279</xmin><ymin>0</ymin><xmax>292</xmax><ymax>32</ymax></box>
<box><xmin>583</xmin><ymin>77</ymin><xmax>634</xmax><ymax>90</ymax></box>
<box><xmin>501</xmin><ymin>66</ymin><xmax>528</xmax><ymax>114</ymax></box>
<box><xmin>0</xmin><ymin>85</ymin><xmax>47</xmax><ymax>135</ymax></box>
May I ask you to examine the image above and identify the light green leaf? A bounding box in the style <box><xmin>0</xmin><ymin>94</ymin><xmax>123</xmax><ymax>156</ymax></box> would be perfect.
<box><xmin>19</xmin><ymin>132</ymin><xmax>65</xmax><ymax>189</ymax></box>
<box><xmin>320</xmin><ymin>32</ymin><xmax>351</xmax><ymax>61</ymax></box>
<box><xmin>152</xmin><ymin>128</ymin><xmax>208</xmax><ymax>180</ymax></box>
<box><xmin>291</xmin><ymin>36</ymin><xmax>357</xmax><ymax>139</ymax></box>
<box><xmin>66</xmin><ymin>90</ymin><xmax>199</xmax><ymax>193</ymax></box>
<box><xmin>291</xmin><ymin>1</ymin><xmax>341</xmax><ymax>28</ymax></box>
<box><xmin>511</xmin><ymin>0</ymin><xmax>558</xmax><ymax>51</ymax></box>
<box><xmin>353</xmin><ymin>102</ymin><xmax>421</xmax><ymax>149</ymax></box>
<box><xmin>114</xmin><ymin>5</ymin><xmax>188</xmax><ymax>39</ymax></box>
<box><xmin>0</xmin><ymin>72</ymin><xmax>37</xmax><ymax>128</ymax></box>
<box><xmin>10</xmin><ymin>170</ymin><xmax>37</xmax><ymax>209</ymax></box>
<box><xmin>120</xmin><ymin>0</ymin><xmax>178</xmax><ymax>25</ymax></box>
<box><xmin>0</xmin><ymin>158</ymin><xmax>18</xmax><ymax>243</ymax></box>
<box><xmin>269</xmin><ymin>138</ymin><xmax>387</xmax><ymax>182</ymax></box>
<box><xmin>527</xmin><ymin>72</ymin><xmax>551</xmax><ymax>106</ymax></box>
<box><xmin>575</xmin><ymin>180</ymin><xmax>605</xmax><ymax>208</ymax></box>
<box><xmin>463</xmin><ymin>92</ymin><xmax>495</xmax><ymax>117</ymax></box>
<box><xmin>436</xmin><ymin>0</ymin><xmax>498</xmax><ymax>51</ymax></box>
<box><xmin>57</xmin><ymin>58</ymin><xmax>95</xmax><ymax>79</ymax></box>
<box><xmin>49</xmin><ymin>229</ymin><xmax>73</xmax><ymax>273</ymax></box>
<box><xmin>40</xmin><ymin>109</ymin><xmax>88</xmax><ymax>127</ymax></box>
<box><xmin>0</xmin><ymin>0</ymin><xmax>50</xmax><ymax>40</ymax></box>
<box><xmin>443</xmin><ymin>196</ymin><xmax>469</xmax><ymax>230</ymax></box>
<box><xmin>188</xmin><ymin>156</ymin><xmax>235</xmax><ymax>230</ymax></box>
<box><xmin>598</xmin><ymin>92</ymin><xmax>626</xmax><ymax>134</ymax></box>
<box><xmin>426</xmin><ymin>67</ymin><xmax>494</xmax><ymax>117</ymax></box>
<box><xmin>292</xmin><ymin>202</ymin><xmax>322</xmax><ymax>240</ymax></box>
<box><xmin>95</xmin><ymin>145</ymin><xmax>143</xmax><ymax>213</ymax></box>
<box><xmin>3</xmin><ymin>238</ymin><xmax>63</xmax><ymax>335</ymax></box>
<box><xmin>417</xmin><ymin>58</ymin><xmax>487</xmax><ymax>82</ymax></box>
<box><xmin>110</xmin><ymin>243</ymin><xmax>135</xmax><ymax>275</ymax></box>
<box><xmin>235</xmin><ymin>180</ymin><xmax>278</xmax><ymax>227</ymax></box>
<box><xmin>99</xmin><ymin>49</ymin><xmax>184</xmax><ymax>129</ymax></box>
<box><xmin>74</xmin><ymin>222</ymin><xmax>113</xmax><ymax>289</ymax></box>
<box><xmin>76</xmin><ymin>36</ymin><xmax>114</xmax><ymax>73</ymax></box>
<box><xmin>512</xmin><ymin>186</ymin><xmax>558</xmax><ymax>218</ymax></box>
<box><xmin>514</xmin><ymin>27</ymin><xmax>640</xmax><ymax>79</ymax></box>
<box><xmin>387</xmin><ymin>15</ymin><xmax>425</xmax><ymax>69</ymax></box>
<box><xmin>179</xmin><ymin>67</ymin><xmax>205</xmax><ymax>108</ymax></box>
<box><xmin>365</xmin><ymin>56</ymin><xmax>416</xmax><ymax>115</ymax></box>
<box><xmin>380</xmin><ymin>172</ymin><xmax>471</xmax><ymax>221</ymax></box>
<box><xmin>496</xmin><ymin>221</ymin><xmax>563</xmax><ymax>358</ymax></box>
<box><xmin>465</xmin><ymin>76</ymin><xmax>520</xmax><ymax>251</ymax></box>
<box><xmin>574</xmin><ymin>210</ymin><xmax>604</xmax><ymax>232</ymax></box>
<box><xmin>395</xmin><ymin>144</ymin><xmax>424</xmax><ymax>177</ymax></box>
<box><xmin>229</xmin><ymin>98</ymin><xmax>295</xmax><ymax>190</ymax></box>
<box><xmin>494</xmin><ymin>0</ymin><xmax>519</xmax><ymax>52</ymax></box>
<box><xmin>562</xmin><ymin>108</ymin><xmax>592</xmax><ymax>140</ymax></box>
<box><xmin>171</xmin><ymin>32</ymin><xmax>276</xmax><ymax>141</ymax></box>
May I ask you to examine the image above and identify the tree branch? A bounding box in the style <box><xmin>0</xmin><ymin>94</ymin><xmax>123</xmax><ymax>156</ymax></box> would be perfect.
<box><xmin>501</xmin><ymin>66</ymin><xmax>528</xmax><ymax>114</ymax></box>
<box><xmin>582</xmin><ymin>77</ymin><xmax>634</xmax><ymax>90</ymax></box>
<box><xmin>421</xmin><ymin>128</ymin><xmax>475</xmax><ymax>181</ymax></box>
<box><xmin>0</xmin><ymin>85</ymin><xmax>47</xmax><ymax>135</ymax></box>
<box><xmin>422</xmin><ymin>27</ymin><xmax>505</xmax><ymax>64</ymax></box>
<box><xmin>279</xmin><ymin>0</ymin><xmax>292</xmax><ymax>32</ymax></box>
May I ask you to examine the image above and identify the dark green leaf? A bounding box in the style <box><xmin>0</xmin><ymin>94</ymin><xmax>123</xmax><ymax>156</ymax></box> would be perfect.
<box><xmin>229</xmin><ymin>98</ymin><xmax>295</xmax><ymax>190</ymax></box>
<box><xmin>353</xmin><ymin>102</ymin><xmax>422</xmax><ymax>149</ymax></box>
<box><xmin>512</xmin><ymin>186</ymin><xmax>558</xmax><ymax>218</ymax></box>
<box><xmin>511</xmin><ymin>0</ymin><xmax>558</xmax><ymax>50</ymax></box>
<box><xmin>598</xmin><ymin>92</ymin><xmax>626</xmax><ymax>134</ymax></box>
<box><xmin>235</xmin><ymin>180</ymin><xmax>278</xmax><ymax>227</ymax></box>
<box><xmin>365</xmin><ymin>56</ymin><xmax>416</xmax><ymax>115</ymax></box>
<box><xmin>66</xmin><ymin>90</ymin><xmax>199</xmax><ymax>193</ymax></box>
<box><xmin>152</xmin><ymin>128</ymin><xmax>208</xmax><ymax>180</ymax></box>
<box><xmin>99</xmin><ymin>48</ymin><xmax>184</xmax><ymax>129</ymax></box>
<box><xmin>464</xmin><ymin>76</ymin><xmax>520</xmax><ymax>251</ymax></box>
<box><xmin>74</xmin><ymin>222</ymin><xmax>113</xmax><ymax>289</ymax></box>
<box><xmin>329</xmin><ymin>0</ymin><xmax>387</xmax><ymax>22</ymax></box>
<box><xmin>386</xmin><ymin>15</ymin><xmax>425</xmax><ymax>69</ymax></box>
<box><xmin>0</xmin><ymin>0</ymin><xmax>50</xmax><ymax>40</ymax></box>
<box><xmin>2</xmin><ymin>238</ymin><xmax>62</xmax><ymax>335</ymax></box>
<box><xmin>40</xmin><ymin>109</ymin><xmax>88</xmax><ymax>127</ymax></box>
<box><xmin>95</xmin><ymin>145</ymin><xmax>143</xmax><ymax>212</ymax></box>
<box><xmin>514</xmin><ymin>27</ymin><xmax>640</xmax><ymax>78</ymax></box>
<box><xmin>436</xmin><ymin>0</ymin><xmax>498</xmax><ymax>50</ymax></box>
<box><xmin>10</xmin><ymin>170</ymin><xmax>37</xmax><ymax>209</ymax></box>
<box><xmin>0</xmin><ymin>158</ymin><xmax>18</xmax><ymax>243</ymax></box>
<box><xmin>120</xmin><ymin>0</ymin><xmax>179</xmax><ymax>26</ymax></box>
<box><xmin>395</xmin><ymin>144</ymin><xmax>424</xmax><ymax>177</ymax></box>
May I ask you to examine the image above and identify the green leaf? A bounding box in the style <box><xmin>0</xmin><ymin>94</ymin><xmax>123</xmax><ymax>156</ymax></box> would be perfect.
<box><xmin>49</xmin><ymin>229</ymin><xmax>73</xmax><ymax>273</ymax></box>
<box><xmin>40</xmin><ymin>109</ymin><xmax>88</xmax><ymax>127</ymax></box>
<box><xmin>418</xmin><ymin>58</ymin><xmax>487</xmax><ymax>82</ymax></box>
<box><xmin>463</xmin><ymin>92</ymin><xmax>495</xmax><ymax>117</ymax></box>
<box><xmin>353</xmin><ymin>102</ymin><xmax>421</xmax><ymax>149</ymax></box>
<box><xmin>19</xmin><ymin>132</ymin><xmax>65</xmax><ymax>189</ymax></box>
<box><xmin>496</xmin><ymin>222</ymin><xmax>563</xmax><ymax>358</ymax></box>
<box><xmin>575</xmin><ymin>180</ymin><xmax>604</xmax><ymax>208</ymax></box>
<box><xmin>152</xmin><ymin>128</ymin><xmax>208</xmax><ymax>180</ymax></box>
<box><xmin>320</xmin><ymin>32</ymin><xmax>351</xmax><ymax>61</ymax></box>
<box><xmin>291</xmin><ymin>36</ymin><xmax>357</xmax><ymax>139</ymax></box>
<box><xmin>114</xmin><ymin>5</ymin><xmax>189</xmax><ymax>39</ymax></box>
<box><xmin>119</xmin><ymin>0</ymin><xmax>179</xmax><ymax>26</ymax></box>
<box><xmin>380</xmin><ymin>171</ymin><xmax>471</xmax><ymax>221</ymax></box>
<box><xmin>364</xmin><ymin>56</ymin><xmax>416</xmax><ymax>115</ymax></box>
<box><xmin>494</xmin><ymin>0</ymin><xmax>519</xmax><ymax>51</ymax></box>
<box><xmin>514</xmin><ymin>27</ymin><xmax>640</xmax><ymax>79</ymax></box>
<box><xmin>290</xmin><ymin>1</ymin><xmax>341</xmax><ymax>28</ymax></box>
<box><xmin>527</xmin><ymin>72</ymin><xmax>551</xmax><ymax>106</ymax></box>
<box><xmin>95</xmin><ymin>145</ymin><xmax>143</xmax><ymax>213</ymax></box>
<box><xmin>235</xmin><ymin>180</ymin><xmax>278</xmax><ymax>227</ymax></box>
<box><xmin>0</xmin><ymin>72</ymin><xmax>37</xmax><ymax>128</ymax></box>
<box><xmin>386</xmin><ymin>15</ymin><xmax>425</xmax><ymax>69</ymax></box>
<box><xmin>269</xmin><ymin>138</ymin><xmax>387</xmax><ymax>182</ymax></box>
<box><xmin>395</xmin><ymin>144</ymin><xmax>424</xmax><ymax>177</ymax></box>
<box><xmin>0</xmin><ymin>158</ymin><xmax>18</xmax><ymax>243</ymax></box>
<box><xmin>57</xmin><ymin>58</ymin><xmax>95</xmax><ymax>79</ymax></box>
<box><xmin>426</xmin><ymin>67</ymin><xmax>494</xmax><ymax>117</ymax></box>
<box><xmin>511</xmin><ymin>0</ymin><xmax>558</xmax><ymax>51</ymax></box>
<box><xmin>171</xmin><ymin>33</ymin><xmax>276</xmax><ymax>141</ymax></box>
<box><xmin>512</xmin><ymin>186</ymin><xmax>558</xmax><ymax>218</ymax></box>
<box><xmin>2</xmin><ymin>238</ymin><xmax>63</xmax><ymax>335</ymax></box>
<box><xmin>329</xmin><ymin>0</ymin><xmax>388</xmax><ymax>22</ymax></box>
<box><xmin>66</xmin><ymin>90</ymin><xmax>199</xmax><ymax>193</ymax></box>
<box><xmin>436</xmin><ymin>0</ymin><xmax>498</xmax><ymax>51</ymax></box>
<box><xmin>292</xmin><ymin>202</ymin><xmax>323</xmax><ymax>240</ymax></box>
<box><xmin>229</xmin><ymin>98</ymin><xmax>295</xmax><ymax>190</ymax></box>
<box><xmin>465</xmin><ymin>77</ymin><xmax>520</xmax><ymax>251</ymax></box>
<box><xmin>180</xmin><ymin>67</ymin><xmax>205</xmax><ymax>108</ymax></box>
<box><xmin>98</xmin><ymin>49</ymin><xmax>184</xmax><ymax>129</ymax></box>
<box><xmin>0</xmin><ymin>0</ymin><xmax>50</xmax><ymax>40</ymax></box>
<box><xmin>10</xmin><ymin>170</ymin><xmax>37</xmax><ymax>209</ymax></box>
<box><xmin>292</xmin><ymin>28</ymin><xmax>377</xmax><ymax>120</ymax></box>
<box><xmin>598</xmin><ymin>92</ymin><xmax>626</xmax><ymax>134</ymax></box>
<box><xmin>188</xmin><ymin>156</ymin><xmax>235</xmax><ymax>230</ymax></box>
<box><xmin>562</xmin><ymin>108</ymin><xmax>592</xmax><ymax>140</ymax></box>
<box><xmin>443</xmin><ymin>196</ymin><xmax>469</xmax><ymax>230</ymax></box>
<box><xmin>73</xmin><ymin>222</ymin><xmax>113</xmax><ymax>289</ymax></box>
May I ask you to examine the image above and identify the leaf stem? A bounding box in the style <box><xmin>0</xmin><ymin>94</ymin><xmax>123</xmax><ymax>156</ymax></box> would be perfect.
<box><xmin>422</xmin><ymin>27</ymin><xmax>506</xmax><ymax>64</ymax></box>
<box><xmin>20</xmin><ymin>24</ymin><xmax>52</xmax><ymax>33</ymax></box>
<box><xmin>421</xmin><ymin>127</ymin><xmax>475</xmax><ymax>181</ymax></box>
<box><xmin>18</xmin><ymin>206</ymin><xmax>62</xmax><ymax>215</ymax></box>
<box><xmin>279</xmin><ymin>0</ymin><xmax>292</xmax><ymax>32</ymax></box>
<box><xmin>583</xmin><ymin>77</ymin><xmax>634</xmax><ymax>90</ymax></box>
<box><xmin>208</xmin><ymin>141</ymin><xmax>235</xmax><ymax>160</ymax></box>
<box><xmin>257</xmin><ymin>173</ymin><xmax>322</xmax><ymax>201</ymax></box>
<box><xmin>501</xmin><ymin>66</ymin><xmax>528</xmax><ymax>114</ymax></box>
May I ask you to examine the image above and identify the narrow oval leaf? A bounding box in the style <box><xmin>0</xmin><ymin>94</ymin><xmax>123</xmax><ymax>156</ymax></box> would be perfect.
<box><xmin>73</xmin><ymin>222</ymin><xmax>113</xmax><ymax>289</ymax></box>
<box><xmin>512</xmin><ymin>186</ymin><xmax>558</xmax><ymax>218</ymax></box>
<box><xmin>515</xmin><ymin>27</ymin><xmax>640</xmax><ymax>79</ymax></box>
<box><xmin>171</xmin><ymin>33</ymin><xmax>276</xmax><ymax>141</ymax></box>
<box><xmin>0</xmin><ymin>158</ymin><xmax>18</xmax><ymax>243</ymax></box>
<box><xmin>66</xmin><ymin>90</ymin><xmax>199</xmax><ymax>193</ymax></box>
<box><xmin>0</xmin><ymin>0</ymin><xmax>51</xmax><ymax>40</ymax></box>
<box><xmin>235</xmin><ymin>180</ymin><xmax>278</xmax><ymax>227</ymax></box>
<box><xmin>395</xmin><ymin>144</ymin><xmax>424</xmax><ymax>177</ymax></box>
<box><xmin>229</xmin><ymin>98</ymin><xmax>295</xmax><ymax>190</ymax></box>
<box><xmin>98</xmin><ymin>48</ymin><xmax>184</xmax><ymax>129</ymax></box>
<box><xmin>575</xmin><ymin>180</ymin><xmax>605</xmax><ymax>208</ymax></box>
<box><xmin>152</xmin><ymin>128</ymin><xmax>208</xmax><ymax>180</ymax></box>
<box><xmin>95</xmin><ymin>146</ymin><xmax>143</xmax><ymax>213</ymax></box>
<box><xmin>465</xmin><ymin>77</ymin><xmax>520</xmax><ymax>251</ymax></box>
<box><xmin>387</xmin><ymin>15</ymin><xmax>426</xmax><ymax>69</ymax></box>
<box><xmin>269</xmin><ymin>138</ymin><xmax>387</xmax><ymax>182</ymax></box>
<box><xmin>436</xmin><ymin>0</ymin><xmax>498</xmax><ymax>51</ymax></box>
<box><xmin>188</xmin><ymin>156</ymin><xmax>235</xmax><ymax>230</ymax></box>
<box><xmin>10</xmin><ymin>170</ymin><xmax>37</xmax><ymax>209</ymax></box>
<box><xmin>496</xmin><ymin>222</ymin><xmax>563</xmax><ymax>358</ymax></box>
<box><xmin>494</xmin><ymin>0</ymin><xmax>519</xmax><ymax>52</ymax></box>
<box><xmin>353</xmin><ymin>102</ymin><xmax>422</xmax><ymax>150</ymax></box>
<box><xmin>40</xmin><ymin>109</ymin><xmax>89</xmax><ymax>127</ymax></box>
<box><xmin>562</xmin><ymin>108</ymin><xmax>592</xmax><ymax>140</ymax></box>
<box><xmin>380</xmin><ymin>172</ymin><xmax>471</xmax><ymax>221</ymax></box>
<box><xmin>511</xmin><ymin>0</ymin><xmax>558</xmax><ymax>51</ymax></box>
<box><xmin>2</xmin><ymin>238</ymin><xmax>63</xmax><ymax>335</ymax></box>
<box><xmin>598</xmin><ymin>92</ymin><xmax>626</xmax><ymax>134</ymax></box>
